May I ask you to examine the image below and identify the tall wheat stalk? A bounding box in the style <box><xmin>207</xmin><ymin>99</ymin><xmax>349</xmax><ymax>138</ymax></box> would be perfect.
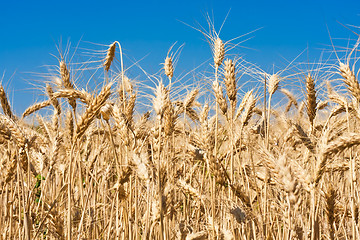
<box><xmin>266</xmin><ymin>74</ymin><xmax>280</xmax><ymax>147</ymax></box>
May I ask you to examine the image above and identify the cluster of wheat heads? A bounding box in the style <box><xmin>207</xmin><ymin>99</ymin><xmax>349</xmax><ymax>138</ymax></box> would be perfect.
<box><xmin>1</xmin><ymin>32</ymin><xmax>360</xmax><ymax>240</ymax></box>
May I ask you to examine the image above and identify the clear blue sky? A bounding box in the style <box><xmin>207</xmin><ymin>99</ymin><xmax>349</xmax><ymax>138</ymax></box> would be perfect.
<box><xmin>1</xmin><ymin>0</ymin><xmax>360</xmax><ymax>113</ymax></box>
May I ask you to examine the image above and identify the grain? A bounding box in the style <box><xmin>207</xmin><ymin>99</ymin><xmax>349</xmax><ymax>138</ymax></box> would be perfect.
<box><xmin>0</xmin><ymin>85</ymin><xmax>14</xmax><ymax>119</ymax></box>
<box><xmin>306</xmin><ymin>74</ymin><xmax>317</xmax><ymax>125</ymax></box>
<box><xmin>104</xmin><ymin>42</ymin><xmax>116</xmax><ymax>72</ymax></box>
<box><xmin>75</xmin><ymin>83</ymin><xmax>112</xmax><ymax>139</ymax></box>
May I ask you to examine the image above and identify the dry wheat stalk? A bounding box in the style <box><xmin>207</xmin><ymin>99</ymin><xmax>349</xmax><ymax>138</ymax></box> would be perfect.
<box><xmin>100</xmin><ymin>103</ymin><xmax>112</xmax><ymax>121</ymax></box>
<box><xmin>315</xmin><ymin>133</ymin><xmax>360</xmax><ymax>184</ymax></box>
<box><xmin>178</xmin><ymin>89</ymin><xmax>200</xmax><ymax>122</ymax></box>
<box><xmin>153</xmin><ymin>82</ymin><xmax>170</xmax><ymax>118</ymax></box>
<box><xmin>46</xmin><ymin>85</ymin><xmax>61</xmax><ymax>114</ymax></box>
<box><xmin>328</xmin><ymin>105</ymin><xmax>347</xmax><ymax>119</ymax></box>
<box><xmin>122</xmin><ymin>75</ymin><xmax>133</xmax><ymax>94</ymax></box>
<box><xmin>240</xmin><ymin>92</ymin><xmax>256</xmax><ymax>128</ymax></box>
<box><xmin>4</xmin><ymin>152</ymin><xmax>16</xmax><ymax>184</ymax></box>
<box><xmin>125</xmin><ymin>93</ymin><xmax>136</xmax><ymax>125</ymax></box>
<box><xmin>48</xmin><ymin>133</ymin><xmax>62</xmax><ymax>170</ymax></box>
<box><xmin>223</xmin><ymin>59</ymin><xmax>237</xmax><ymax>103</ymax></box>
<box><xmin>22</xmin><ymin>100</ymin><xmax>52</xmax><ymax>118</ymax></box>
<box><xmin>164</xmin><ymin>101</ymin><xmax>176</xmax><ymax>136</ymax></box>
<box><xmin>306</xmin><ymin>74</ymin><xmax>317</xmax><ymax>125</ymax></box>
<box><xmin>322</xmin><ymin>133</ymin><xmax>360</xmax><ymax>159</ymax></box>
<box><xmin>164</xmin><ymin>56</ymin><xmax>174</xmax><ymax>80</ymax></box>
<box><xmin>317</xmin><ymin>100</ymin><xmax>328</xmax><ymax>110</ymax></box>
<box><xmin>235</xmin><ymin>90</ymin><xmax>253</xmax><ymax>120</ymax></box>
<box><xmin>134</xmin><ymin>111</ymin><xmax>150</xmax><ymax>139</ymax></box>
<box><xmin>197</xmin><ymin>103</ymin><xmax>215</xmax><ymax>152</ymax></box>
<box><xmin>0</xmin><ymin>123</ymin><xmax>11</xmax><ymax>142</ymax></box>
<box><xmin>293</xmin><ymin>123</ymin><xmax>315</xmax><ymax>153</ymax></box>
<box><xmin>0</xmin><ymin>114</ymin><xmax>30</xmax><ymax>173</ymax></box>
<box><xmin>213</xmin><ymin>38</ymin><xmax>225</xmax><ymax>69</ymax></box>
<box><xmin>297</xmin><ymin>101</ymin><xmax>305</xmax><ymax>119</ymax></box>
<box><xmin>212</xmin><ymin>80</ymin><xmax>227</xmax><ymax>115</ymax></box>
<box><xmin>52</xmin><ymin>88</ymin><xmax>92</xmax><ymax>105</ymax></box>
<box><xmin>281</xmin><ymin>88</ymin><xmax>298</xmax><ymax>112</ymax></box>
<box><xmin>104</xmin><ymin>42</ymin><xmax>116</xmax><ymax>72</ymax></box>
<box><xmin>266</xmin><ymin>74</ymin><xmax>280</xmax><ymax>146</ymax></box>
<box><xmin>132</xmin><ymin>152</ymin><xmax>150</xmax><ymax>183</ymax></box>
<box><xmin>268</xmin><ymin>74</ymin><xmax>280</xmax><ymax>95</ymax></box>
<box><xmin>112</xmin><ymin>105</ymin><xmax>134</xmax><ymax>145</ymax></box>
<box><xmin>0</xmin><ymin>115</ymin><xmax>26</xmax><ymax>145</ymax></box>
<box><xmin>339</xmin><ymin>62</ymin><xmax>360</xmax><ymax>102</ymax></box>
<box><xmin>75</xmin><ymin>83</ymin><xmax>112</xmax><ymax>139</ymax></box>
<box><xmin>0</xmin><ymin>85</ymin><xmax>14</xmax><ymax>120</ymax></box>
<box><xmin>65</xmin><ymin>110</ymin><xmax>74</xmax><ymax>142</ymax></box>
<box><xmin>230</xmin><ymin>183</ymin><xmax>252</xmax><ymax>208</ymax></box>
<box><xmin>325</xmin><ymin>185</ymin><xmax>337</xmax><ymax>240</ymax></box>
<box><xmin>260</xmin><ymin>150</ymin><xmax>300</xmax><ymax>198</ymax></box>
<box><xmin>60</xmin><ymin>60</ymin><xmax>76</xmax><ymax>110</ymax></box>
<box><xmin>60</xmin><ymin>61</ymin><xmax>71</xmax><ymax>88</ymax></box>
<box><xmin>183</xmin><ymin>89</ymin><xmax>199</xmax><ymax>109</ymax></box>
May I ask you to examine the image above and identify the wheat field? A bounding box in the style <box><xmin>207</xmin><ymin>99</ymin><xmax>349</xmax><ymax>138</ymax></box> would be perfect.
<box><xmin>1</xmin><ymin>26</ymin><xmax>360</xmax><ymax>240</ymax></box>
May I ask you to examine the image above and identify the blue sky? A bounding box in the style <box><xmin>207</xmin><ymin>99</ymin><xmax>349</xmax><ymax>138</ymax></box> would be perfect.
<box><xmin>1</xmin><ymin>0</ymin><xmax>360</xmax><ymax>113</ymax></box>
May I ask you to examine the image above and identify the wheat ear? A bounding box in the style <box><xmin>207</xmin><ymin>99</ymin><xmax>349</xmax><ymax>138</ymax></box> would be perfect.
<box><xmin>212</xmin><ymin>80</ymin><xmax>227</xmax><ymax>115</ymax></box>
<box><xmin>325</xmin><ymin>185</ymin><xmax>337</xmax><ymax>240</ymax></box>
<box><xmin>266</xmin><ymin>74</ymin><xmax>280</xmax><ymax>146</ymax></box>
<box><xmin>339</xmin><ymin>62</ymin><xmax>360</xmax><ymax>102</ymax></box>
<box><xmin>306</xmin><ymin>74</ymin><xmax>317</xmax><ymax>126</ymax></box>
<box><xmin>0</xmin><ymin>85</ymin><xmax>14</xmax><ymax>119</ymax></box>
<box><xmin>153</xmin><ymin>82</ymin><xmax>170</xmax><ymax>118</ymax></box>
<box><xmin>104</xmin><ymin>42</ymin><xmax>116</xmax><ymax>72</ymax></box>
<box><xmin>4</xmin><ymin>152</ymin><xmax>16</xmax><ymax>184</ymax></box>
<box><xmin>213</xmin><ymin>37</ymin><xmax>225</xmax><ymax>69</ymax></box>
<box><xmin>240</xmin><ymin>92</ymin><xmax>256</xmax><ymax>128</ymax></box>
<box><xmin>22</xmin><ymin>100</ymin><xmax>52</xmax><ymax>118</ymax></box>
<box><xmin>164</xmin><ymin>56</ymin><xmax>174</xmax><ymax>82</ymax></box>
<box><xmin>60</xmin><ymin>60</ymin><xmax>77</xmax><ymax>110</ymax></box>
<box><xmin>75</xmin><ymin>83</ymin><xmax>112</xmax><ymax>140</ymax></box>
<box><xmin>46</xmin><ymin>85</ymin><xmax>61</xmax><ymax>114</ymax></box>
<box><xmin>315</xmin><ymin>133</ymin><xmax>360</xmax><ymax>184</ymax></box>
<box><xmin>281</xmin><ymin>88</ymin><xmax>298</xmax><ymax>112</ymax></box>
<box><xmin>53</xmin><ymin>88</ymin><xmax>92</xmax><ymax>105</ymax></box>
<box><xmin>223</xmin><ymin>59</ymin><xmax>237</xmax><ymax>102</ymax></box>
<box><xmin>0</xmin><ymin>115</ymin><xmax>29</xmax><ymax>173</ymax></box>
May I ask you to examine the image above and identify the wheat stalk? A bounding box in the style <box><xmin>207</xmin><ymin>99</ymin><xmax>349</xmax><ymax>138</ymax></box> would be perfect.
<box><xmin>164</xmin><ymin>56</ymin><xmax>174</xmax><ymax>81</ymax></box>
<box><xmin>60</xmin><ymin>61</ymin><xmax>77</xmax><ymax>110</ymax></box>
<box><xmin>46</xmin><ymin>85</ymin><xmax>61</xmax><ymax>114</ymax></box>
<box><xmin>52</xmin><ymin>88</ymin><xmax>92</xmax><ymax>104</ymax></box>
<box><xmin>0</xmin><ymin>85</ymin><xmax>14</xmax><ymax>119</ymax></box>
<box><xmin>75</xmin><ymin>83</ymin><xmax>112</xmax><ymax>140</ymax></box>
<box><xmin>22</xmin><ymin>100</ymin><xmax>52</xmax><ymax>118</ymax></box>
<box><xmin>268</xmin><ymin>74</ymin><xmax>280</xmax><ymax>96</ymax></box>
<box><xmin>306</xmin><ymin>74</ymin><xmax>317</xmax><ymax>126</ymax></box>
<box><xmin>339</xmin><ymin>62</ymin><xmax>360</xmax><ymax>102</ymax></box>
<box><xmin>223</xmin><ymin>59</ymin><xmax>237</xmax><ymax>103</ymax></box>
<box><xmin>325</xmin><ymin>185</ymin><xmax>337</xmax><ymax>240</ymax></box>
<box><xmin>213</xmin><ymin>37</ymin><xmax>225</xmax><ymax>69</ymax></box>
<box><xmin>315</xmin><ymin>133</ymin><xmax>360</xmax><ymax>185</ymax></box>
<box><xmin>281</xmin><ymin>88</ymin><xmax>298</xmax><ymax>112</ymax></box>
<box><xmin>153</xmin><ymin>82</ymin><xmax>170</xmax><ymax>118</ymax></box>
<box><xmin>212</xmin><ymin>80</ymin><xmax>227</xmax><ymax>115</ymax></box>
<box><xmin>104</xmin><ymin>42</ymin><xmax>116</xmax><ymax>72</ymax></box>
